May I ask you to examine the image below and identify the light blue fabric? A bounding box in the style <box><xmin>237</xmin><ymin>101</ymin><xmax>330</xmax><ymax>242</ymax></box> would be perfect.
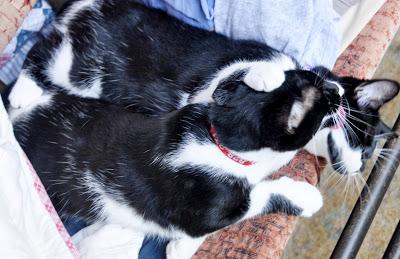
<box><xmin>139</xmin><ymin>0</ymin><xmax>215</xmax><ymax>30</ymax></box>
<box><xmin>213</xmin><ymin>0</ymin><xmax>341</xmax><ymax>69</ymax></box>
<box><xmin>0</xmin><ymin>0</ymin><xmax>54</xmax><ymax>86</ymax></box>
<box><xmin>140</xmin><ymin>0</ymin><xmax>341</xmax><ymax>69</ymax></box>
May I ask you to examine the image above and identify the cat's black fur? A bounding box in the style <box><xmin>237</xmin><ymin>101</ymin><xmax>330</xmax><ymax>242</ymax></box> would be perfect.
<box><xmin>23</xmin><ymin>0</ymin><xmax>288</xmax><ymax>113</ymax></box>
<box><xmin>15</xmin><ymin>0</ymin><xmax>399</xmax><ymax>176</ymax></box>
<box><xmin>11</xmin><ymin>70</ymin><xmax>339</xmax><ymax>238</ymax></box>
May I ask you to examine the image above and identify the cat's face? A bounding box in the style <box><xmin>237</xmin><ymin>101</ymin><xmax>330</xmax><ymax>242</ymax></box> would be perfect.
<box><xmin>211</xmin><ymin>67</ymin><xmax>399</xmax><ymax>175</ymax></box>
<box><xmin>210</xmin><ymin>70</ymin><xmax>342</xmax><ymax>152</ymax></box>
<box><xmin>324</xmin><ymin>76</ymin><xmax>399</xmax><ymax>175</ymax></box>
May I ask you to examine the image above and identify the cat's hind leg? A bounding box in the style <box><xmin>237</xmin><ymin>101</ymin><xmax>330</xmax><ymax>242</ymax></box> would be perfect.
<box><xmin>8</xmin><ymin>72</ymin><xmax>44</xmax><ymax>108</ymax></box>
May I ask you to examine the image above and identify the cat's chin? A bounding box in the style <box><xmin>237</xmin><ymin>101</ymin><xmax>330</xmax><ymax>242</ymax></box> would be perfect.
<box><xmin>304</xmin><ymin>127</ymin><xmax>364</xmax><ymax>176</ymax></box>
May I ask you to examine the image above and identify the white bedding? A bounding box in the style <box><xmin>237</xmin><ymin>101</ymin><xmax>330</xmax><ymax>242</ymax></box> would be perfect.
<box><xmin>0</xmin><ymin>98</ymin><xmax>80</xmax><ymax>259</ymax></box>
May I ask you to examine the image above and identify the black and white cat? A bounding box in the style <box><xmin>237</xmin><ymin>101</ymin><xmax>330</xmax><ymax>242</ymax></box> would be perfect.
<box><xmin>6</xmin><ymin>1</ymin><xmax>400</xmax><ymax>257</ymax></box>
<box><xmin>8</xmin><ymin>0</ymin><xmax>399</xmax><ymax>176</ymax></box>
<box><xmin>9</xmin><ymin>70</ymin><xmax>341</xmax><ymax>258</ymax></box>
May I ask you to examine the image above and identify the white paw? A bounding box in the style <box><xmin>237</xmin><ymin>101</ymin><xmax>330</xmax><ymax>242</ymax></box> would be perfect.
<box><xmin>9</xmin><ymin>73</ymin><xmax>43</xmax><ymax>108</ymax></box>
<box><xmin>73</xmin><ymin>224</ymin><xmax>144</xmax><ymax>259</ymax></box>
<box><xmin>278</xmin><ymin>177</ymin><xmax>323</xmax><ymax>217</ymax></box>
<box><xmin>166</xmin><ymin>237</ymin><xmax>205</xmax><ymax>259</ymax></box>
<box><xmin>243</xmin><ymin>62</ymin><xmax>286</xmax><ymax>92</ymax></box>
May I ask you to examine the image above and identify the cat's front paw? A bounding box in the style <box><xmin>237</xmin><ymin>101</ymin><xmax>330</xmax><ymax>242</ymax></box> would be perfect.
<box><xmin>9</xmin><ymin>73</ymin><xmax>43</xmax><ymax>108</ymax></box>
<box><xmin>243</xmin><ymin>62</ymin><xmax>286</xmax><ymax>92</ymax></box>
<box><xmin>278</xmin><ymin>177</ymin><xmax>323</xmax><ymax>217</ymax></box>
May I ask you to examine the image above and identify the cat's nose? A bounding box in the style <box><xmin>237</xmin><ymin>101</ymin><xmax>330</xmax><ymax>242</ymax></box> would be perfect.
<box><xmin>323</xmin><ymin>82</ymin><xmax>341</xmax><ymax>105</ymax></box>
<box><xmin>324</xmin><ymin>82</ymin><xmax>339</xmax><ymax>95</ymax></box>
<box><xmin>324</xmin><ymin>81</ymin><xmax>344</xmax><ymax>97</ymax></box>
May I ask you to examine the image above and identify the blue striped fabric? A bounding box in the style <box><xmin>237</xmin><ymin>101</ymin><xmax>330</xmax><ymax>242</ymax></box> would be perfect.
<box><xmin>0</xmin><ymin>0</ymin><xmax>54</xmax><ymax>86</ymax></box>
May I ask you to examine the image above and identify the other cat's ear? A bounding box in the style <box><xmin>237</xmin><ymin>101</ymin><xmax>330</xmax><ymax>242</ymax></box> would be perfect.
<box><xmin>374</xmin><ymin>120</ymin><xmax>398</xmax><ymax>139</ymax></box>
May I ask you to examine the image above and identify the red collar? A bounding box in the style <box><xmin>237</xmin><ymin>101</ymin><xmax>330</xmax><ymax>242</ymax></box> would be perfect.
<box><xmin>209</xmin><ymin>126</ymin><xmax>255</xmax><ymax>166</ymax></box>
<box><xmin>331</xmin><ymin>105</ymin><xmax>346</xmax><ymax>129</ymax></box>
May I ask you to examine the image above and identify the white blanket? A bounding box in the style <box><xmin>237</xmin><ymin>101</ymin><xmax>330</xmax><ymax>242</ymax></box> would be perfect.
<box><xmin>0</xmin><ymin>99</ymin><xmax>80</xmax><ymax>259</ymax></box>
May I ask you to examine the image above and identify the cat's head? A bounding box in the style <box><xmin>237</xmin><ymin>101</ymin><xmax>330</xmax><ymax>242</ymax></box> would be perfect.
<box><xmin>307</xmin><ymin>67</ymin><xmax>399</xmax><ymax>175</ymax></box>
<box><xmin>210</xmin><ymin>70</ymin><xmax>343</xmax><ymax>153</ymax></box>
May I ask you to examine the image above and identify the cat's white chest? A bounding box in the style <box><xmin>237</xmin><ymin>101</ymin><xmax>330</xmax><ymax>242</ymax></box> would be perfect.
<box><xmin>164</xmin><ymin>139</ymin><xmax>297</xmax><ymax>184</ymax></box>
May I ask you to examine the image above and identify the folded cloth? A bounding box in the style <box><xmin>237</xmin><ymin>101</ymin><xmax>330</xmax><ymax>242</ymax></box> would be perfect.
<box><xmin>0</xmin><ymin>0</ymin><xmax>54</xmax><ymax>86</ymax></box>
<box><xmin>138</xmin><ymin>0</ymin><xmax>215</xmax><ymax>30</ymax></box>
<box><xmin>64</xmin><ymin>217</ymin><xmax>168</xmax><ymax>259</ymax></box>
<box><xmin>140</xmin><ymin>0</ymin><xmax>341</xmax><ymax>69</ymax></box>
<box><xmin>214</xmin><ymin>0</ymin><xmax>341</xmax><ymax>69</ymax></box>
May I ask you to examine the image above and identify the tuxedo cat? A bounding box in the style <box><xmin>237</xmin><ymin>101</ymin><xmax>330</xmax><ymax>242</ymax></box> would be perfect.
<box><xmin>8</xmin><ymin>0</ymin><xmax>399</xmax><ymax>176</ymax></box>
<box><xmin>9</xmin><ymin>70</ymin><xmax>342</xmax><ymax>258</ymax></box>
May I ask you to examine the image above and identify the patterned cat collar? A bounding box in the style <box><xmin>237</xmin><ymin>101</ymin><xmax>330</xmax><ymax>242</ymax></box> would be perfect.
<box><xmin>209</xmin><ymin>126</ymin><xmax>255</xmax><ymax>166</ymax></box>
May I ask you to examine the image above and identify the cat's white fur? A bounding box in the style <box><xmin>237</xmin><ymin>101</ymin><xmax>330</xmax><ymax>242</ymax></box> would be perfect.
<box><xmin>191</xmin><ymin>55</ymin><xmax>296</xmax><ymax>103</ymax></box>
<box><xmin>8</xmin><ymin>91</ymin><xmax>53</xmax><ymax>123</ymax></box>
<box><xmin>163</xmin><ymin>137</ymin><xmax>297</xmax><ymax>184</ymax></box>
<box><xmin>57</xmin><ymin>0</ymin><xmax>97</xmax><ymax>34</ymax></box>
<box><xmin>9</xmin><ymin>72</ymin><xmax>44</xmax><ymax>109</ymax></box>
<box><xmin>330</xmin><ymin>128</ymin><xmax>363</xmax><ymax>173</ymax></box>
<box><xmin>304</xmin><ymin>126</ymin><xmax>363</xmax><ymax>174</ymax></box>
<box><xmin>326</xmin><ymin>79</ymin><xmax>345</xmax><ymax>97</ymax></box>
<box><xmin>47</xmin><ymin>39</ymin><xmax>74</xmax><ymax>90</ymax></box>
<box><xmin>304</xmin><ymin>128</ymin><xmax>331</xmax><ymax>159</ymax></box>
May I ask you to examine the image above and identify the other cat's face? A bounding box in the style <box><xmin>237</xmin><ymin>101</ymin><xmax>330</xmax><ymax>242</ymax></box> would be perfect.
<box><xmin>312</xmin><ymin>68</ymin><xmax>399</xmax><ymax>175</ymax></box>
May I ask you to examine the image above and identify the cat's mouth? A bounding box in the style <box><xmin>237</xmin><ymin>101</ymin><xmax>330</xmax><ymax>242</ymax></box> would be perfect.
<box><xmin>320</xmin><ymin>104</ymin><xmax>347</xmax><ymax>130</ymax></box>
<box><xmin>330</xmin><ymin>105</ymin><xmax>346</xmax><ymax>129</ymax></box>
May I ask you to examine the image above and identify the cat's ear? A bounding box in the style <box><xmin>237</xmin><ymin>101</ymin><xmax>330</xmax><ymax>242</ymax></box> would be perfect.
<box><xmin>374</xmin><ymin>120</ymin><xmax>397</xmax><ymax>139</ymax></box>
<box><xmin>342</xmin><ymin>78</ymin><xmax>399</xmax><ymax>110</ymax></box>
<box><xmin>354</xmin><ymin>80</ymin><xmax>399</xmax><ymax>110</ymax></box>
<box><xmin>213</xmin><ymin>80</ymin><xmax>247</xmax><ymax>106</ymax></box>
